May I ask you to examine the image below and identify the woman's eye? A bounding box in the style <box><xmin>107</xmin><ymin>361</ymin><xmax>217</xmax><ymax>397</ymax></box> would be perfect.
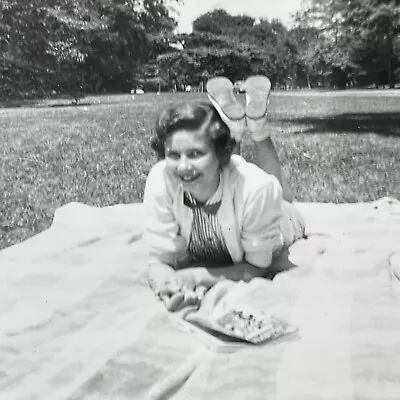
<box><xmin>166</xmin><ymin>152</ymin><xmax>180</xmax><ymax>160</ymax></box>
<box><xmin>189</xmin><ymin>151</ymin><xmax>203</xmax><ymax>158</ymax></box>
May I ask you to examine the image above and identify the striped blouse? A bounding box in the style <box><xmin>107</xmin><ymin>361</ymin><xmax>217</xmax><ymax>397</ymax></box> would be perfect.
<box><xmin>184</xmin><ymin>178</ymin><xmax>233</xmax><ymax>266</ymax></box>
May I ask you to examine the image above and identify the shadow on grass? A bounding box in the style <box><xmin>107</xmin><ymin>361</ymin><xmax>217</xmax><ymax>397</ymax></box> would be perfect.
<box><xmin>0</xmin><ymin>99</ymin><xmax>88</xmax><ymax>109</ymax></box>
<box><xmin>280</xmin><ymin>112</ymin><xmax>400</xmax><ymax>137</ymax></box>
<box><xmin>49</xmin><ymin>102</ymin><xmax>93</xmax><ymax>108</ymax></box>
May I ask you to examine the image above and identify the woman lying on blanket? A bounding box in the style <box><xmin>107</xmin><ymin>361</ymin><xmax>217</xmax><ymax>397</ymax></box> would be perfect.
<box><xmin>144</xmin><ymin>75</ymin><xmax>305</xmax><ymax>311</ymax></box>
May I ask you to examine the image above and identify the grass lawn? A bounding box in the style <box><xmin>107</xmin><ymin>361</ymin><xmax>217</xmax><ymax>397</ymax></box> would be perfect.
<box><xmin>1</xmin><ymin>90</ymin><xmax>399</xmax><ymax>250</ymax></box>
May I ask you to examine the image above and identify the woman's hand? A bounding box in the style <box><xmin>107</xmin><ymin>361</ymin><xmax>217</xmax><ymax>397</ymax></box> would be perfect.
<box><xmin>157</xmin><ymin>275</ymin><xmax>182</xmax><ymax>298</ymax></box>
<box><xmin>161</xmin><ymin>286</ymin><xmax>205</xmax><ymax>312</ymax></box>
<box><xmin>160</xmin><ymin>279</ymin><xmax>208</xmax><ymax>312</ymax></box>
<box><xmin>155</xmin><ymin>275</ymin><xmax>185</xmax><ymax>311</ymax></box>
<box><xmin>162</xmin><ymin>269</ymin><xmax>208</xmax><ymax>312</ymax></box>
<box><xmin>157</xmin><ymin>273</ymin><xmax>207</xmax><ymax>312</ymax></box>
<box><xmin>148</xmin><ymin>263</ymin><xmax>211</xmax><ymax>312</ymax></box>
<box><xmin>175</xmin><ymin>268</ymin><xmax>198</xmax><ymax>291</ymax></box>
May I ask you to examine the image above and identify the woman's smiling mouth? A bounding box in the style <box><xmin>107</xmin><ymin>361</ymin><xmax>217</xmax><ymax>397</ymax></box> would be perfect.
<box><xmin>178</xmin><ymin>174</ymin><xmax>201</xmax><ymax>183</ymax></box>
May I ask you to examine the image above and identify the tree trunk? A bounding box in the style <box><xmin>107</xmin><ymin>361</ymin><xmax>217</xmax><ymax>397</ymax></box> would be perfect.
<box><xmin>388</xmin><ymin>36</ymin><xmax>394</xmax><ymax>89</ymax></box>
<box><xmin>388</xmin><ymin>57</ymin><xmax>394</xmax><ymax>89</ymax></box>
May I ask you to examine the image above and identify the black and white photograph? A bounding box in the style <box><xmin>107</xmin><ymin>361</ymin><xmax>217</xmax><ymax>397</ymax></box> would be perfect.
<box><xmin>1</xmin><ymin>0</ymin><xmax>400</xmax><ymax>398</ymax></box>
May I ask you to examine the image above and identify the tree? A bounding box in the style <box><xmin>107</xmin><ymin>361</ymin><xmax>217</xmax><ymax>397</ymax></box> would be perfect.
<box><xmin>294</xmin><ymin>0</ymin><xmax>400</xmax><ymax>88</ymax></box>
<box><xmin>0</xmin><ymin>0</ymin><xmax>100</xmax><ymax>99</ymax></box>
<box><xmin>166</xmin><ymin>10</ymin><xmax>300</xmax><ymax>89</ymax></box>
<box><xmin>289</xmin><ymin>25</ymin><xmax>320</xmax><ymax>88</ymax></box>
<box><xmin>249</xmin><ymin>19</ymin><xmax>300</xmax><ymax>88</ymax></box>
<box><xmin>83</xmin><ymin>2</ymin><xmax>150</xmax><ymax>92</ymax></box>
<box><xmin>343</xmin><ymin>0</ymin><xmax>400</xmax><ymax>88</ymax></box>
<box><xmin>157</xmin><ymin>50</ymin><xmax>200</xmax><ymax>91</ymax></box>
<box><xmin>193</xmin><ymin>8</ymin><xmax>254</xmax><ymax>37</ymax></box>
<box><xmin>0</xmin><ymin>0</ymin><xmax>180</xmax><ymax>99</ymax></box>
<box><xmin>292</xmin><ymin>2</ymin><xmax>356</xmax><ymax>88</ymax></box>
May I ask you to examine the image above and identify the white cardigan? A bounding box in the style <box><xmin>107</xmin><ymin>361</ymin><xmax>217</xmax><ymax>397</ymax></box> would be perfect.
<box><xmin>143</xmin><ymin>155</ymin><xmax>284</xmax><ymax>269</ymax></box>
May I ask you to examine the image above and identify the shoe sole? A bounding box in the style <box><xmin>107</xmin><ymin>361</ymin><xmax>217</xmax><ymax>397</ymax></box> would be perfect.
<box><xmin>243</xmin><ymin>75</ymin><xmax>272</xmax><ymax>120</ymax></box>
<box><xmin>206</xmin><ymin>77</ymin><xmax>245</xmax><ymax>121</ymax></box>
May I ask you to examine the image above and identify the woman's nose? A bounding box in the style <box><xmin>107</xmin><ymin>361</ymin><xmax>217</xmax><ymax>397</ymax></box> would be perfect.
<box><xmin>177</xmin><ymin>155</ymin><xmax>192</xmax><ymax>172</ymax></box>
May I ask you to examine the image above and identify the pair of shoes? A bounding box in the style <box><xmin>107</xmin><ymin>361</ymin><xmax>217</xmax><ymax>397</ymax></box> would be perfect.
<box><xmin>206</xmin><ymin>75</ymin><xmax>271</xmax><ymax>142</ymax></box>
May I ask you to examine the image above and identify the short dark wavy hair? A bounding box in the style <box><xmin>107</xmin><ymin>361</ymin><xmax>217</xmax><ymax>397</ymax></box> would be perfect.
<box><xmin>151</xmin><ymin>101</ymin><xmax>236</xmax><ymax>166</ymax></box>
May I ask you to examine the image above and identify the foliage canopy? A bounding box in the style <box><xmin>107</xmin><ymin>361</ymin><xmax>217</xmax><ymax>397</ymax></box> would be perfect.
<box><xmin>0</xmin><ymin>0</ymin><xmax>398</xmax><ymax>100</ymax></box>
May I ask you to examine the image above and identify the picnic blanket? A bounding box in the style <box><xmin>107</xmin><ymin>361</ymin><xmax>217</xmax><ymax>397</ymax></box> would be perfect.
<box><xmin>1</xmin><ymin>197</ymin><xmax>400</xmax><ymax>400</ymax></box>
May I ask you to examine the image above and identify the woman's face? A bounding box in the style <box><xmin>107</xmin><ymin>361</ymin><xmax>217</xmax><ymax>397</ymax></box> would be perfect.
<box><xmin>165</xmin><ymin>128</ymin><xmax>220</xmax><ymax>202</ymax></box>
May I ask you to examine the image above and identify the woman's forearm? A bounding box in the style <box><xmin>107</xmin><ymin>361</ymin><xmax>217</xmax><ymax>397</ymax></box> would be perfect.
<box><xmin>176</xmin><ymin>261</ymin><xmax>267</xmax><ymax>289</ymax></box>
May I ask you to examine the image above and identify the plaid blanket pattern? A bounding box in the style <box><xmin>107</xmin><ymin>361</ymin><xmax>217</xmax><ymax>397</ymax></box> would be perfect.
<box><xmin>1</xmin><ymin>198</ymin><xmax>399</xmax><ymax>400</ymax></box>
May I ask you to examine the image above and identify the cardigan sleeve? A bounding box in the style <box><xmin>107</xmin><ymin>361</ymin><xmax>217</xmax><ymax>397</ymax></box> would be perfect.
<box><xmin>241</xmin><ymin>175</ymin><xmax>284</xmax><ymax>268</ymax></box>
<box><xmin>143</xmin><ymin>163</ymin><xmax>185</xmax><ymax>267</ymax></box>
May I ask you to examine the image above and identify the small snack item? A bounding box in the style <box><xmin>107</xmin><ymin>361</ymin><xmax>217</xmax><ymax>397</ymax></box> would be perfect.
<box><xmin>215</xmin><ymin>307</ymin><xmax>296</xmax><ymax>344</ymax></box>
<box><xmin>185</xmin><ymin>302</ymin><xmax>297</xmax><ymax>345</ymax></box>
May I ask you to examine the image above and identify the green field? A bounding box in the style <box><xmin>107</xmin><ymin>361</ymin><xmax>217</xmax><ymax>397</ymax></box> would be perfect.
<box><xmin>1</xmin><ymin>90</ymin><xmax>399</xmax><ymax>250</ymax></box>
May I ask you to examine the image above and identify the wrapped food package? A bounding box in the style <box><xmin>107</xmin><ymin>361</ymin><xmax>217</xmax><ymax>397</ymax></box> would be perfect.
<box><xmin>184</xmin><ymin>293</ymin><xmax>297</xmax><ymax>345</ymax></box>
